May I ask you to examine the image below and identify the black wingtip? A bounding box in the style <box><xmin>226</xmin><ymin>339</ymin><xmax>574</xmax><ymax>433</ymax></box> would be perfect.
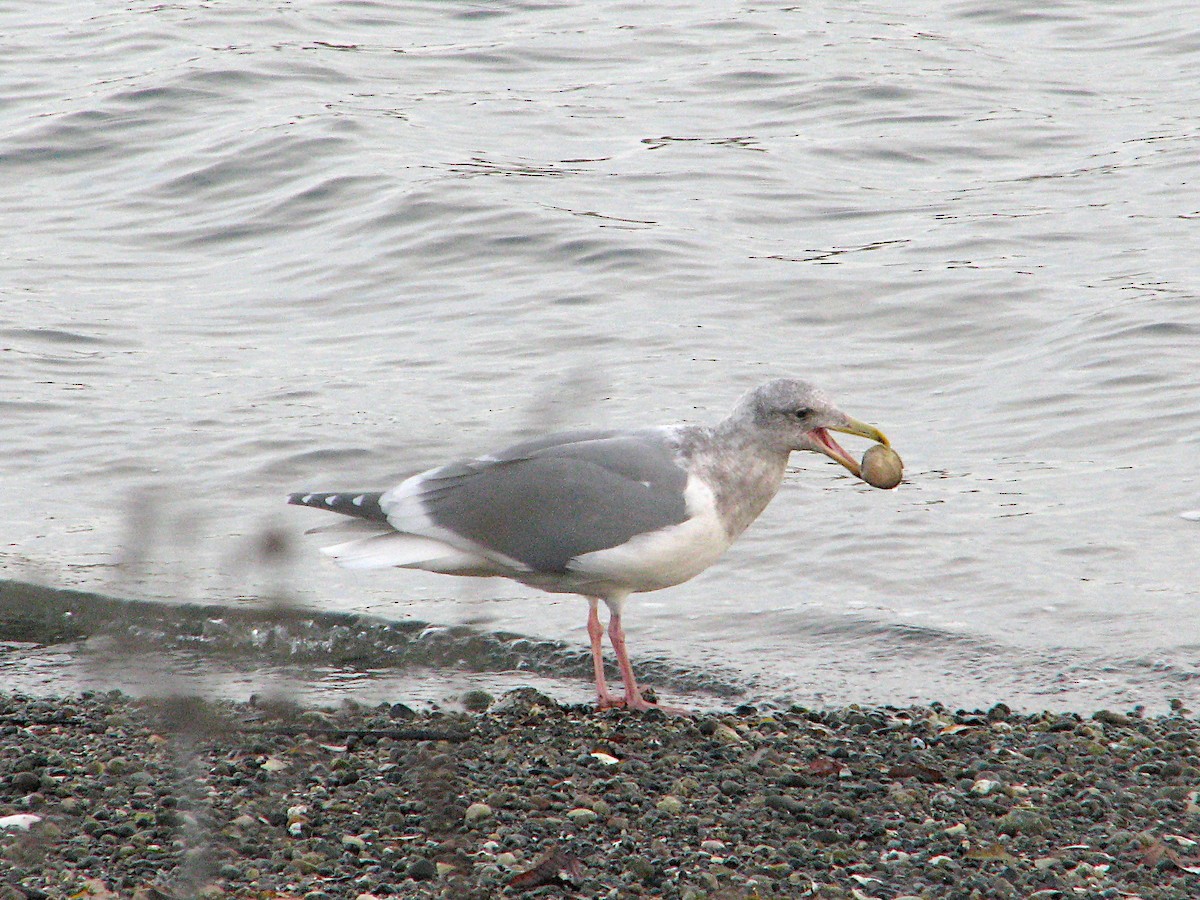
<box><xmin>287</xmin><ymin>491</ymin><xmax>388</xmax><ymax>522</ymax></box>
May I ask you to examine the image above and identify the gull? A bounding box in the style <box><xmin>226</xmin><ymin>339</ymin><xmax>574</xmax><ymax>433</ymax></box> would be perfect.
<box><xmin>289</xmin><ymin>378</ymin><xmax>893</xmax><ymax>712</ymax></box>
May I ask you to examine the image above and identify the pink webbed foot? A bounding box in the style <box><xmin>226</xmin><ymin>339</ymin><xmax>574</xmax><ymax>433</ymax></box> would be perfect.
<box><xmin>587</xmin><ymin>598</ymin><xmax>691</xmax><ymax>716</ymax></box>
<box><xmin>618</xmin><ymin>690</ymin><xmax>690</xmax><ymax>716</ymax></box>
<box><xmin>593</xmin><ymin>690</ymin><xmax>689</xmax><ymax>716</ymax></box>
<box><xmin>607</xmin><ymin>610</ymin><xmax>690</xmax><ymax>715</ymax></box>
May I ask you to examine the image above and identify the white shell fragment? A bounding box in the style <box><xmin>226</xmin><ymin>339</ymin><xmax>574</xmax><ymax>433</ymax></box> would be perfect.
<box><xmin>0</xmin><ymin>814</ymin><xmax>42</xmax><ymax>830</ymax></box>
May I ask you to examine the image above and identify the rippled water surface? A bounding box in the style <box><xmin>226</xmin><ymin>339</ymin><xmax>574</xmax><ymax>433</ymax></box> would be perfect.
<box><xmin>2</xmin><ymin>1</ymin><xmax>1198</xmax><ymax>711</ymax></box>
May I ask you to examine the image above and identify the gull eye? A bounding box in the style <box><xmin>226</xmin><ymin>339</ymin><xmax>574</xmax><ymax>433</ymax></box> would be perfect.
<box><xmin>794</xmin><ymin>407</ymin><xmax>813</xmax><ymax>420</ymax></box>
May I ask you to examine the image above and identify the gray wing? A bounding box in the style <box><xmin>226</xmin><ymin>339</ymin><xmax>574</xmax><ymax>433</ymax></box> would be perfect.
<box><xmin>412</xmin><ymin>430</ymin><xmax>689</xmax><ymax>573</ymax></box>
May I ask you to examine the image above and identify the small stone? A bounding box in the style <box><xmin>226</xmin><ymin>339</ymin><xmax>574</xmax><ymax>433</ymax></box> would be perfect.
<box><xmin>465</xmin><ymin>802</ymin><xmax>493</xmax><ymax>825</ymax></box>
<box><xmin>435</xmin><ymin>862</ymin><xmax>456</xmax><ymax>877</ymax></box>
<box><xmin>389</xmin><ymin>702</ymin><xmax>417</xmax><ymax>719</ymax></box>
<box><xmin>286</xmin><ymin>805</ymin><xmax>308</xmax><ymax>824</ymax></box>
<box><xmin>407</xmin><ymin>857</ymin><xmax>436</xmax><ymax>881</ymax></box>
<box><xmin>997</xmin><ymin>809</ymin><xmax>1052</xmax><ymax>836</ymax></box>
<box><xmin>986</xmin><ymin>703</ymin><xmax>1012</xmax><ymax>722</ymax></box>
<box><xmin>766</xmin><ymin>794</ymin><xmax>806</xmax><ymax>816</ymax></box>
<box><xmin>654</xmin><ymin>795</ymin><xmax>683</xmax><ymax>815</ymax></box>
<box><xmin>38</xmin><ymin>820</ymin><xmax>62</xmax><ymax>841</ymax></box>
<box><xmin>460</xmin><ymin>690</ymin><xmax>493</xmax><ymax>712</ymax></box>
<box><xmin>10</xmin><ymin>772</ymin><xmax>40</xmax><ymax>794</ymax></box>
<box><xmin>711</xmin><ymin>723</ymin><xmax>742</xmax><ymax>743</ymax></box>
<box><xmin>566</xmin><ymin>807</ymin><xmax>598</xmax><ymax>824</ymax></box>
<box><xmin>971</xmin><ymin>778</ymin><xmax>1001</xmax><ymax>796</ymax></box>
<box><xmin>701</xmin><ymin>839</ymin><xmax>726</xmax><ymax>853</ymax></box>
<box><xmin>342</xmin><ymin>834</ymin><xmax>366</xmax><ymax>851</ymax></box>
<box><xmin>626</xmin><ymin>857</ymin><xmax>655</xmax><ymax>882</ymax></box>
<box><xmin>930</xmin><ymin>791</ymin><xmax>957</xmax><ymax>810</ymax></box>
<box><xmin>294</xmin><ymin>851</ymin><xmax>324</xmax><ymax>873</ymax></box>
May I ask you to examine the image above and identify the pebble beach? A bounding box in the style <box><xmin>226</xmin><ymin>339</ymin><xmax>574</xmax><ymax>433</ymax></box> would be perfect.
<box><xmin>2</xmin><ymin>689</ymin><xmax>1199</xmax><ymax>899</ymax></box>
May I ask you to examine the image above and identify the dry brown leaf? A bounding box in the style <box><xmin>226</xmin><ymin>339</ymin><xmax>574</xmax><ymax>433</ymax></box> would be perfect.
<box><xmin>1137</xmin><ymin>838</ymin><xmax>1200</xmax><ymax>873</ymax></box>
<box><xmin>807</xmin><ymin>757</ymin><xmax>844</xmax><ymax>777</ymax></box>
<box><xmin>70</xmin><ymin>881</ymin><xmax>119</xmax><ymax>900</ymax></box>
<box><xmin>886</xmin><ymin>763</ymin><xmax>945</xmax><ymax>783</ymax></box>
<box><xmin>966</xmin><ymin>843</ymin><xmax>1017</xmax><ymax>863</ymax></box>
<box><xmin>508</xmin><ymin>849</ymin><xmax>582</xmax><ymax>891</ymax></box>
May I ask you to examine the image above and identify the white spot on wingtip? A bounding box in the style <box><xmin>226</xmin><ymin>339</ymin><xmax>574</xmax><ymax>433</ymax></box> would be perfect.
<box><xmin>352</xmin><ymin>495</ymin><xmax>365</xmax><ymax>506</ymax></box>
<box><xmin>301</xmin><ymin>494</ymin><xmax>314</xmax><ymax>504</ymax></box>
<box><xmin>324</xmin><ymin>495</ymin><xmax>340</xmax><ymax>506</ymax></box>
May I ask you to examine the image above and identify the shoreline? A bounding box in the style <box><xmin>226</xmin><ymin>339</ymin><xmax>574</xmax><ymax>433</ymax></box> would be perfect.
<box><xmin>2</xmin><ymin>689</ymin><xmax>1199</xmax><ymax>899</ymax></box>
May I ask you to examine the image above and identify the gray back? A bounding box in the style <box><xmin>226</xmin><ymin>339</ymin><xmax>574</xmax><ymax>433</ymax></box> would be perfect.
<box><xmin>421</xmin><ymin>431</ymin><xmax>689</xmax><ymax>573</ymax></box>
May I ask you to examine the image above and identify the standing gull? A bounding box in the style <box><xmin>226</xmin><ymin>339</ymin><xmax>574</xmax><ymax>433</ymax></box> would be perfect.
<box><xmin>289</xmin><ymin>379</ymin><xmax>893</xmax><ymax>712</ymax></box>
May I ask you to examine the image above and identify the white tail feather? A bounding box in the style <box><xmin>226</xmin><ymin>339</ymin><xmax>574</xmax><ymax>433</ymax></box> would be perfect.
<box><xmin>320</xmin><ymin>533</ymin><xmax>498</xmax><ymax>574</ymax></box>
<box><xmin>305</xmin><ymin>519</ymin><xmax>391</xmax><ymax>538</ymax></box>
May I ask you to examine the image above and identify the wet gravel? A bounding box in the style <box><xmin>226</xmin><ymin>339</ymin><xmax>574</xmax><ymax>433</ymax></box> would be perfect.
<box><xmin>3</xmin><ymin>689</ymin><xmax>1200</xmax><ymax>899</ymax></box>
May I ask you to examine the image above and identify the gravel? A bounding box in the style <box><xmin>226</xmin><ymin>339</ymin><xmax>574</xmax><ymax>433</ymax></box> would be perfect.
<box><xmin>2</xmin><ymin>689</ymin><xmax>1200</xmax><ymax>898</ymax></box>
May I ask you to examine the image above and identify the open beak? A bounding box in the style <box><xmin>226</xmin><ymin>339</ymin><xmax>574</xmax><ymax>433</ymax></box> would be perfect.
<box><xmin>811</xmin><ymin>416</ymin><xmax>891</xmax><ymax>478</ymax></box>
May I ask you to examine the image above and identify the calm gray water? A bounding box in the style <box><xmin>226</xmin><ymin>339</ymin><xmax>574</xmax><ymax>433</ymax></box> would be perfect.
<box><xmin>2</xmin><ymin>0</ymin><xmax>1198</xmax><ymax>712</ymax></box>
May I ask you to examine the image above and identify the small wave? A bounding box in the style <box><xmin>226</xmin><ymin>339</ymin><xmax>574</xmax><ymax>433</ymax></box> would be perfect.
<box><xmin>0</xmin><ymin>580</ymin><xmax>743</xmax><ymax>700</ymax></box>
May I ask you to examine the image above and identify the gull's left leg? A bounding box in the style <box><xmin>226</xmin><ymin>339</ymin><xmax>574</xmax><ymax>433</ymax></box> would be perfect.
<box><xmin>602</xmin><ymin>594</ymin><xmax>687</xmax><ymax>714</ymax></box>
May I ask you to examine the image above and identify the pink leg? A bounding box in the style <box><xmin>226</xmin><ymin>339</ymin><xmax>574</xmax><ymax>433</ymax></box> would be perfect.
<box><xmin>588</xmin><ymin>599</ymin><xmax>625</xmax><ymax>709</ymax></box>
<box><xmin>602</xmin><ymin>598</ymin><xmax>689</xmax><ymax>715</ymax></box>
<box><xmin>606</xmin><ymin>609</ymin><xmax>658</xmax><ymax>712</ymax></box>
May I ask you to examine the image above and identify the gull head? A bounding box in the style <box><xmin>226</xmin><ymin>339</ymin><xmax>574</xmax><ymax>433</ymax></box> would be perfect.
<box><xmin>732</xmin><ymin>378</ymin><xmax>890</xmax><ymax>476</ymax></box>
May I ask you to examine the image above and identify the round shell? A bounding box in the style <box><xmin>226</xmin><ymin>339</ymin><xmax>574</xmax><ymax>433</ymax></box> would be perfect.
<box><xmin>861</xmin><ymin>444</ymin><xmax>903</xmax><ymax>489</ymax></box>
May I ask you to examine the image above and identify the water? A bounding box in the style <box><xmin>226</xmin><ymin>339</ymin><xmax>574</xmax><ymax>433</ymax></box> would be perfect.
<box><xmin>2</xmin><ymin>1</ymin><xmax>1198</xmax><ymax>712</ymax></box>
